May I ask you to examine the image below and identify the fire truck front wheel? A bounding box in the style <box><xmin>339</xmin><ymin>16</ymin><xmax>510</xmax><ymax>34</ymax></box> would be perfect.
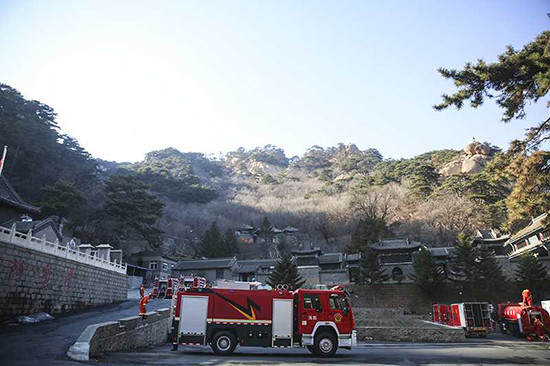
<box><xmin>313</xmin><ymin>332</ymin><xmax>338</xmax><ymax>358</ymax></box>
<box><xmin>211</xmin><ymin>331</ymin><xmax>237</xmax><ymax>355</ymax></box>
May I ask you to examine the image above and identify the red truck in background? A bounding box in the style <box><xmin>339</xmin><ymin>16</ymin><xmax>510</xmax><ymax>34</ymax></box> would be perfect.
<box><xmin>432</xmin><ymin>304</ymin><xmax>451</xmax><ymax>325</ymax></box>
<box><xmin>170</xmin><ymin>285</ymin><xmax>356</xmax><ymax>357</ymax></box>
<box><xmin>498</xmin><ymin>302</ymin><xmax>550</xmax><ymax>340</ymax></box>
<box><xmin>432</xmin><ymin>302</ymin><xmax>491</xmax><ymax>337</ymax></box>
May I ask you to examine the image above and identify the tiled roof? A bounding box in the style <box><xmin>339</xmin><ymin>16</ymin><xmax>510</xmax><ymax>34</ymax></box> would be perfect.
<box><xmin>372</xmin><ymin>238</ymin><xmax>421</xmax><ymax>250</ymax></box>
<box><xmin>175</xmin><ymin>257</ymin><xmax>237</xmax><ymax>270</ymax></box>
<box><xmin>506</xmin><ymin>213</ymin><xmax>548</xmax><ymax>245</ymax></box>
<box><xmin>0</xmin><ymin>176</ymin><xmax>40</xmax><ymax>214</ymax></box>
<box><xmin>428</xmin><ymin>247</ymin><xmax>456</xmax><ymax>257</ymax></box>
<box><xmin>291</xmin><ymin>247</ymin><xmax>322</xmax><ymax>255</ymax></box>
<box><xmin>474</xmin><ymin>229</ymin><xmax>510</xmax><ymax>242</ymax></box>
<box><xmin>237</xmin><ymin>259</ymin><xmax>278</xmax><ymax>268</ymax></box>
<box><xmin>346</xmin><ymin>253</ymin><xmax>361</xmax><ymax>261</ymax></box>
<box><xmin>236</xmin><ymin>263</ymin><xmax>261</xmax><ymax>273</ymax></box>
<box><xmin>476</xmin><ymin>230</ymin><xmax>495</xmax><ymax>239</ymax></box>
<box><xmin>319</xmin><ymin>253</ymin><xmax>343</xmax><ymax>264</ymax></box>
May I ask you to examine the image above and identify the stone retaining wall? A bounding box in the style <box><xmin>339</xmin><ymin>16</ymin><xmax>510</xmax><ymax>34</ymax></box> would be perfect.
<box><xmin>353</xmin><ymin>307</ymin><xmax>465</xmax><ymax>342</ymax></box>
<box><xmin>356</xmin><ymin>325</ymin><xmax>464</xmax><ymax>342</ymax></box>
<box><xmin>68</xmin><ymin>308</ymin><xmax>171</xmax><ymax>361</ymax></box>
<box><xmin>0</xmin><ymin>240</ymin><xmax>127</xmax><ymax>319</ymax></box>
<box><xmin>348</xmin><ymin>284</ymin><xmax>430</xmax><ymax>312</ymax></box>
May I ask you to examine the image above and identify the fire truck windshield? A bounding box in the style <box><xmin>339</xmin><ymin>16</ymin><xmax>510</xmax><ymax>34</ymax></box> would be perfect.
<box><xmin>329</xmin><ymin>294</ymin><xmax>346</xmax><ymax>310</ymax></box>
<box><xmin>303</xmin><ymin>294</ymin><xmax>323</xmax><ymax>312</ymax></box>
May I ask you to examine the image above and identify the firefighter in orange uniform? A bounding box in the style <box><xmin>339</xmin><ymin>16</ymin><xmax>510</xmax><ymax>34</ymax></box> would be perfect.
<box><xmin>140</xmin><ymin>284</ymin><xmax>145</xmax><ymax>298</ymax></box>
<box><xmin>139</xmin><ymin>293</ymin><xmax>152</xmax><ymax>317</ymax></box>
<box><xmin>522</xmin><ymin>289</ymin><xmax>533</xmax><ymax>307</ymax></box>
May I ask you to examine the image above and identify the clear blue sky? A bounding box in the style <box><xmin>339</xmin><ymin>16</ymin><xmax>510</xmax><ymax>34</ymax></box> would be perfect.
<box><xmin>1</xmin><ymin>0</ymin><xmax>548</xmax><ymax>162</ymax></box>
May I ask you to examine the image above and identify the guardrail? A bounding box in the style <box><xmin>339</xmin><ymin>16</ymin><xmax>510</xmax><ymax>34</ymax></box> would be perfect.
<box><xmin>0</xmin><ymin>224</ymin><xmax>126</xmax><ymax>274</ymax></box>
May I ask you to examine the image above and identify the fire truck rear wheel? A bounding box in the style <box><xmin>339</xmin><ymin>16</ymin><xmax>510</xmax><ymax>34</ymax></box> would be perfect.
<box><xmin>211</xmin><ymin>331</ymin><xmax>237</xmax><ymax>355</ymax></box>
<box><xmin>313</xmin><ymin>332</ymin><xmax>338</xmax><ymax>357</ymax></box>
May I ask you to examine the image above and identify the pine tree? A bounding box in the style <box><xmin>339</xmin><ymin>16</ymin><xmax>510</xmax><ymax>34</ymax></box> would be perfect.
<box><xmin>198</xmin><ymin>221</ymin><xmax>225</xmax><ymax>258</ymax></box>
<box><xmin>515</xmin><ymin>254</ymin><xmax>550</xmax><ymax>301</ymax></box>
<box><xmin>452</xmin><ymin>233</ymin><xmax>479</xmax><ymax>299</ymax></box>
<box><xmin>434</xmin><ymin>29</ymin><xmax>550</xmax><ymax>148</ymax></box>
<box><xmin>259</xmin><ymin>217</ymin><xmax>274</xmax><ymax>238</ymax></box>
<box><xmin>475</xmin><ymin>246</ymin><xmax>508</xmax><ymax>301</ymax></box>
<box><xmin>345</xmin><ymin>218</ymin><xmax>392</xmax><ymax>254</ymax></box>
<box><xmin>267</xmin><ymin>254</ymin><xmax>306</xmax><ymax>290</ymax></box>
<box><xmin>222</xmin><ymin>228</ymin><xmax>239</xmax><ymax>257</ymax></box>
<box><xmin>410</xmin><ymin>247</ymin><xmax>446</xmax><ymax>300</ymax></box>
<box><xmin>358</xmin><ymin>247</ymin><xmax>389</xmax><ymax>285</ymax></box>
<box><xmin>103</xmin><ymin>175</ymin><xmax>164</xmax><ymax>248</ymax></box>
<box><xmin>407</xmin><ymin>164</ymin><xmax>440</xmax><ymax>200</ymax></box>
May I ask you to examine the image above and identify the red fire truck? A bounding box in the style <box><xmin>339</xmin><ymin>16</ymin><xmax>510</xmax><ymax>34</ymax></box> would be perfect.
<box><xmin>432</xmin><ymin>304</ymin><xmax>451</xmax><ymax>325</ymax></box>
<box><xmin>170</xmin><ymin>285</ymin><xmax>356</xmax><ymax>357</ymax></box>
<box><xmin>448</xmin><ymin>302</ymin><xmax>491</xmax><ymax>337</ymax></box>
<box><xmin>498</xmin><ymin>302</ymin><xmax>550</xmax><ymax>339</ymax></box>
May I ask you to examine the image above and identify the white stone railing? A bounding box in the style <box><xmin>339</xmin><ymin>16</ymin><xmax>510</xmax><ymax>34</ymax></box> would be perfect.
<box><xmin>0</xmin><ymin>225</ymin><xmax>127</xmax><ymax>274</ymax></box>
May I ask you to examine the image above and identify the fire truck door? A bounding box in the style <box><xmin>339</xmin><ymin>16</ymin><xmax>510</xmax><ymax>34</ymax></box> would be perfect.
<box><xmin>178</xmin><ymin>295</ymin><xmax>209</xmax><ymax>345</ymax></box>
<box><xmin>328</xmin><ymin>293</ymin><xmax>353</xmax><ymax>334</ymax></box>
<box><xmin>300</xmin><ymin>293</ymin><xmax>324</xmax><ymax>335</ymax></box>
<box><xmin>272</xmin><ymin>299</ymin><xmax>293</xmax><ymax>347</ymax></box>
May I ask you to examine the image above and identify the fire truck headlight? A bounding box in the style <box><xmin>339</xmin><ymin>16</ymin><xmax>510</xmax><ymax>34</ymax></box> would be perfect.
<box><xmin>248</xmin><ymin>332</ymin><xmax>254</xmax><ymax>338</ymax></box>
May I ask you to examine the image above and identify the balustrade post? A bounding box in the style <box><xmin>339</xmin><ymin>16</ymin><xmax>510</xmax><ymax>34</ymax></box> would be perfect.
<box><xmin>25</xmin><ymin>229</ymin><xmax>33</xmax><ymax>247</ymax></box>
<box><xmin>9</xmin><ymin>224</ymin><xmax>16</xmax><ymax>242</ymax></box>
<box><xmin>40</xmin><ymin>235</ymin><xmax>46</xmax><ymax>251</ymax></box>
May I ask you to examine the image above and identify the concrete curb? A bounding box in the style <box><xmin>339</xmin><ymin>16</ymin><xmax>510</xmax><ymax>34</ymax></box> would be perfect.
<box><xmin>67</xmin><ymin>308</ymin><xmax>170</xmax><ymax>361</ymax></box>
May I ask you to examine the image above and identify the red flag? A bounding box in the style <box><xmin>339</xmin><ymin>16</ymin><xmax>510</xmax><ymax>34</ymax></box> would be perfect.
<box><xmin>0</xmin><ymin>146</ymin><xmax>7</xmax><ymax>176</ymax></box>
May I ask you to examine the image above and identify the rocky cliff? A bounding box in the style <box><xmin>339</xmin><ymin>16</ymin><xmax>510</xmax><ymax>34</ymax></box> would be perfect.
<box><xmin>439</xmin><ymin>140</ymin><xmax>495</xmax><ymax>176</ymax></box>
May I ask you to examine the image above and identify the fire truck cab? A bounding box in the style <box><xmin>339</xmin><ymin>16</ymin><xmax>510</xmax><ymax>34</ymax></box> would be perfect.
<box><xmin>171</xmin><ymin>286</ymin><xmax>356</xmax><ymax>357</ymax></box>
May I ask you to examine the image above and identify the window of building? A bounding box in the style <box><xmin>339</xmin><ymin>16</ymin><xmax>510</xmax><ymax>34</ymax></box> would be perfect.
<box><xmin>162</xmin><ymin>262</ymin><xmax>169</xmax><ymax>270</ymax></box>
<box><xmin>392</xmin><ymin>267</ymin><xmax>404</xmax><ymax>282</ymax></box>
<box><xmin>216</xmin><ymin>269</ymin><xmax>224</xmax><ymax>279</ymax></box>
<box><xmin>149</xmin><ymin>261</ymin><xmax>158</xmax><ymax>270</ymax></box>
<box><xmin>303</xmin><ymin>294</ymin><xmax>322</xmax><ymax>312</ymax></box>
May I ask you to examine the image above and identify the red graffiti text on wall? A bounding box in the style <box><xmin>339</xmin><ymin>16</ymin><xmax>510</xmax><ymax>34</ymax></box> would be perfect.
<box><xmin>42</xmin><ymin>265</ymin><xmax>53</xmax><ymax>289</ymax></box>
<box><xmin>9</xmin><ymin>259</ymin><xmax>25</xmax><ymax>280</ymax></box>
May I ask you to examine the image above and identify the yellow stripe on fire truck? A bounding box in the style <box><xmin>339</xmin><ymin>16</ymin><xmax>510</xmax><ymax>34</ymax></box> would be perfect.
<box><xmin>207</xmin><ymin>318</ymin><xmax>271</xmax><ymax>325</ymax></box>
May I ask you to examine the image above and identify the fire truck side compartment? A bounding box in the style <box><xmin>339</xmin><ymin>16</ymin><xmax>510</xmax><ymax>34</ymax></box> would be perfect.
<box><xmin>178</xmin><ymin>295</ymin><xmax>209</xmax><ymax>345</ymax></box>
<box><xmin>272</xmin><ymin>298</ymin><xmax>293</xmax><ymax>347</ymax></box>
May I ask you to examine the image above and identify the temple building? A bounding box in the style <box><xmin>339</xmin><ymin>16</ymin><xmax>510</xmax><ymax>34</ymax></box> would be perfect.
<box><xmin>505</xmin><ymin>213</ymin><xmax>549</xmax><ymax>258</ymax></box>
<box><xmin>0</xmin><ymin>176</ymin><xmax>40</xmax><ymax>224</ymax></box>
<box><xmin>371</xmin><ymin>238</ymin><xmax>422</xmax><ymax>283</ymax></box>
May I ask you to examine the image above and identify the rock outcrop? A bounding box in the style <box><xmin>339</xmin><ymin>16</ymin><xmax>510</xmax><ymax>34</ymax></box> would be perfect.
<box><xmin>225</xmin><ymin>146</ymin><xmax>288</xmax><ymax>176</ymax></box>
<box><xmin>440</xmin><ymin>139</ymin><xmax>495</xmax><ymax>176</ymax></box>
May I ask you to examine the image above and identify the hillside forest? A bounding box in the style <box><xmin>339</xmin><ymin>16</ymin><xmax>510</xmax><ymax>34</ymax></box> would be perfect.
<box><xmin>1</xmin><ymin>78</ymin><xmax>548</xmax><ymax>260</ymax></box>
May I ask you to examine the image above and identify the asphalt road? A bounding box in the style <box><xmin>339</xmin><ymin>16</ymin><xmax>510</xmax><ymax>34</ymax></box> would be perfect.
<box><xmin>0</xmin><ymin>296</ymin><xmax>171</xmax><ymax>366</ymax></box>
<box><xmin>101</xmin><ymin>341</ymin><xmax>550</xmax><ymax>366</ymax></box>
<box><xmin>1</xmin><ymin>298</ymin><xmax>549</xmax><ymax>366</ymax></box>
